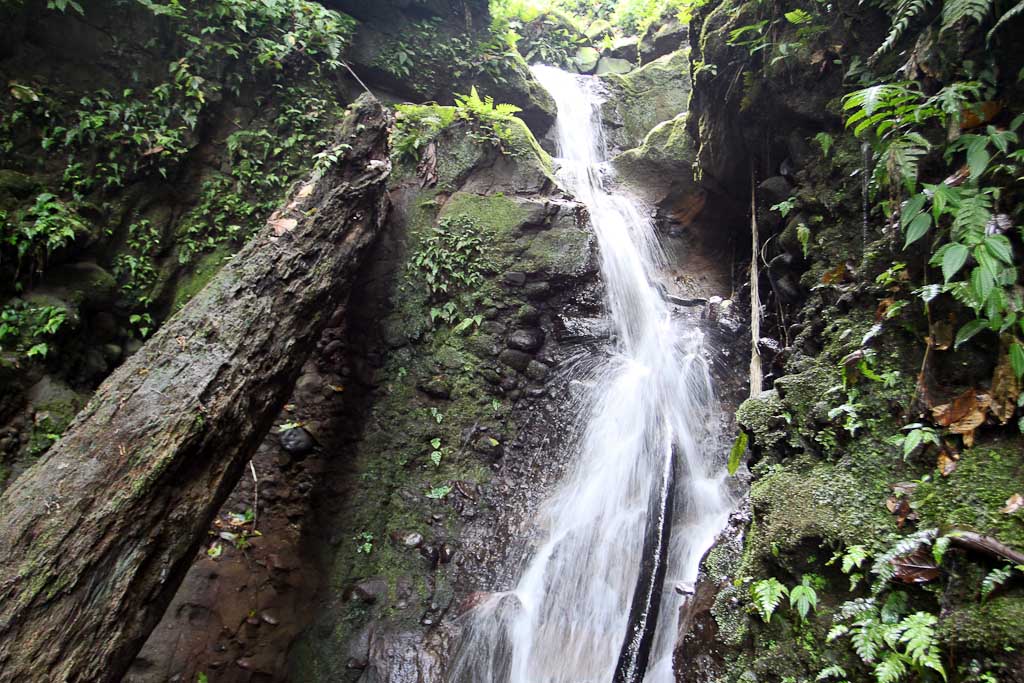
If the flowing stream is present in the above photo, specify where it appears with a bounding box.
[448,67,732,683]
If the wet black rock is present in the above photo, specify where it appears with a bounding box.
[525,360,550,382]
[508,328,544,352]
[417,377,451,400]
[349,577,387,604]
[279,427,315,455]
[758,175,794,207]
[503,271,527,287]
[498,349,533,373]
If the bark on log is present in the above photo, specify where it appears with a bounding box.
[0,94,391,683]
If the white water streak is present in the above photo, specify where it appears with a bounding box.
[448,66,731,683]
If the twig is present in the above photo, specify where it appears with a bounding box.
[249,460,259,535]
[341,60,373,97]
[749,167,763,397]
[948,530,1024,566]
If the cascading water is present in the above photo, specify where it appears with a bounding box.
[447,66,732,683]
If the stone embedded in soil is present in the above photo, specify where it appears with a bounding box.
[503,271,527,287]
[498,349,533,372]
[508,328,544,352]
[393,531,424,548]
[279,427,315,455]
[349,577,388,605]
[417,377,451,399]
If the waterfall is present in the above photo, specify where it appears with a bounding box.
[447,66,732,683]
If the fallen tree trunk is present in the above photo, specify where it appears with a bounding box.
[0,94,391,683]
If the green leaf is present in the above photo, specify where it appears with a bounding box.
[750,578,788,623]
[902,194,927,226]
[941,243,969,282]
[1010,342,1024,380]
[903,212,931,248]
[955,319,988,349]
[784,9,813,24]
[789,578,818,620]
[966,137,991,179]
[727,432,748,476]
[984,234,1014,265]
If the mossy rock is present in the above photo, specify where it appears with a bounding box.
[23,262,118,325]
[0,169,40,200]
[168,247,231,315]
[595,56,634,76]
[915,435,1024,550]
[941,595,1024,652]
[573,46,600,74]
[743,454,894,576]
[612,114,697,204]
[601,49,691,150]
[736,390,787,450]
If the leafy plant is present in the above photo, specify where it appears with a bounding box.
[750,577,789,623]
[453,87,525,155]
[426,483,452,499]
[354,531,374,554]
[789,575,820,620]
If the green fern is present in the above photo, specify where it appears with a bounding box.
[988,0,1024,40]
[941,0,992,30]
[750,577,788,623]
[981,565,1013,600]
[871,0,934,63]
[899,612,946,679]
[874,653,908,683]
[816,665,849,681]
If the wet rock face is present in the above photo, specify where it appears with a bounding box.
[599,49,692,153]
[270,110,605,682]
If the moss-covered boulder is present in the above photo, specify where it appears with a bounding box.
[600,49,691,151]
[612,114,697,204]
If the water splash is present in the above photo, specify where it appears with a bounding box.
[447,66,732,683]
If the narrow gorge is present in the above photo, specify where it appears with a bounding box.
[0,1,1022,683]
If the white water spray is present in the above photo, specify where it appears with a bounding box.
[448,66,732,683]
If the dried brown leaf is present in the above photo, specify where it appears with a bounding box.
[891,547,941,584]
[1002,493,1023,514]
[937,450,958,477]
[991,336,1021,424]
[931,389,991,446]
[930,319,954,351]
[821,263,849,285]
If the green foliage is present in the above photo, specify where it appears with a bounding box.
[873,0,1022,61]
[425,483,453,499]
[751,577,789,623]
[980,565,1022,600]
[0,301,66,358]
[771,196,797,218]
[354,531,374,554]
[454,87,526,156]
[789,575,820,620]
[410,214,487,307]
[843,75,1022,360]
[391,104,456,162]
[727,431,747,475]
[1,193,84,282]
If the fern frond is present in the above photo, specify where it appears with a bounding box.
[981,566,1013,600]
[817,665,848,681]
[941,0,992,31]
[899,612,945,680]
[875,653,908,683]
[852,616,883,662]
[871,0,934,63]
[751,578,789,623]
[988,0,1024,41]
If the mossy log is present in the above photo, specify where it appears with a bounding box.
[0,95,391,683]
